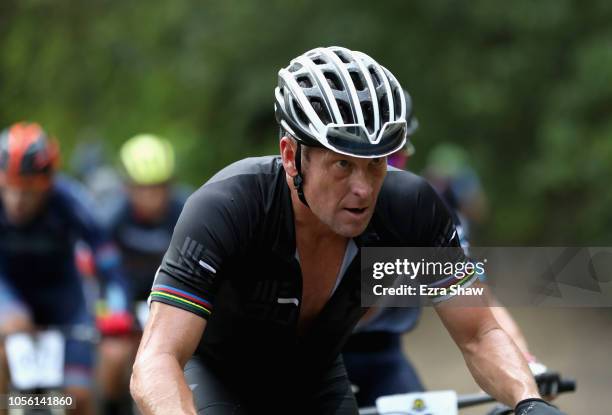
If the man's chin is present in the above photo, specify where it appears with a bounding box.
[333,221,369,238]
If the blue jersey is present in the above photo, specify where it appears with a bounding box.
[0,176,129,321]
[106,188,188,301]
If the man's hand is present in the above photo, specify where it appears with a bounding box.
[515,398,566,414]
[534,372,564,402]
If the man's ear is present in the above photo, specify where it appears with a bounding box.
[279,137,298,177]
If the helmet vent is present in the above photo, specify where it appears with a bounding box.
[297,76,313,88]
[323,71,343,91]
[309,97,332,124]
[368,67,381,87]
[292,99,310,126]
[393,87,402,120]
[349,71,365,91]
[312,57,326,65]
[378,93,390,123]
[362,101,375,133]
[337,100,353,124]
[334,50,350,63]
[288,63,303,73]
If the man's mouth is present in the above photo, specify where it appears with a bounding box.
[344,207,368,216]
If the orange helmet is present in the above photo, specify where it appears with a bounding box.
[0,122,59,188]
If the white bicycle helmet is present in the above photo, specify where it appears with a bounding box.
[275,46,408,158]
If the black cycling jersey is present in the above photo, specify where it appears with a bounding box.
[149,155,473,393]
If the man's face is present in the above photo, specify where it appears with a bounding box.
[302,148,387,238]
[1,184,49,226]
[127,183,171,223]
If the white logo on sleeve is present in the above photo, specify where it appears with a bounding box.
[277,298,299,306]
[198,260,217,274]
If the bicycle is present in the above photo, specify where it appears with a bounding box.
[357,373,575,415]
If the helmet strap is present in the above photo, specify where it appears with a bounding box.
[293,143,309,208]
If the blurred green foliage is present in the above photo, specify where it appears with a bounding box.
[1,0,611,243]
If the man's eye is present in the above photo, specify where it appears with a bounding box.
[336,160,350,169]
[370,157,383,166]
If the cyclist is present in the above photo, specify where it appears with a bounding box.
[110,134,188,303]
[422,143,489,242]
[0,122,131,415]
[130,47,564,415]
[97,134,188,414]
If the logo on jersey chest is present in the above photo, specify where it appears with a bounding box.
[245,279,299,325]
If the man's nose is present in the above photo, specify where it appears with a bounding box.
[349,171,373,199]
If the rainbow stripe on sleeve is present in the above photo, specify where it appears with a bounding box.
[429,270,478,303]
[149,284,213,317]
[430,269,476,289]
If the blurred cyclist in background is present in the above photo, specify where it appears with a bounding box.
[70,138,124,225]
[422,143,489,243]
[98,134,188,414]
[109,134,188,304]
[0,122,131,415]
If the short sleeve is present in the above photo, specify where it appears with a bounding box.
[149,179,258,319]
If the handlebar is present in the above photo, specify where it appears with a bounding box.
[557,378,576,393]
[358,373,575,415]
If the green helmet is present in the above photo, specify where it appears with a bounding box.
[426,144,469,178]
[120,134,175,185]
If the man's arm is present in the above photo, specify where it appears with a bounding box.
[489,303,530,357]
[435,284,540,408]
[131,302,206,415]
